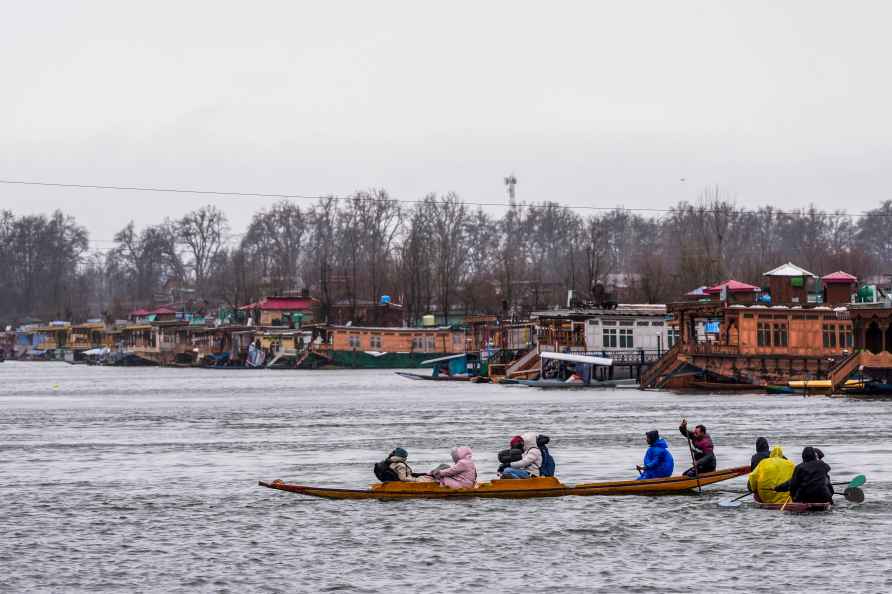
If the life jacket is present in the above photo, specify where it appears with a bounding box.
[373,460,399,482]
[537,435,556,477]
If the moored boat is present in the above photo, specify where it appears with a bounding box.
[258,466,750,500]
[754,501,832,513]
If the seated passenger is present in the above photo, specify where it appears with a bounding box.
[636,430,674,480]
[500,432,542,479]
[374,447,434,482]
[773,446,833,503]
[431,446,477,488]
[747,445,795,504]
[751,437,771,470]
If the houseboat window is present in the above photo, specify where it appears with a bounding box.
[620,321,634,326]
[772,323,788,347]
[757,323,770,347]
[619,328,634,348]
[743,313,754,318]
[587,319,599,326]
[452,334,463,346]
[602,321,617,326]
[651,321,664,326]
[822,324,837,348]
[603,328,618,348]
[841,326,854,348]
[370,335,382,350]
[636,321,649,326]
[348,335,361,348]
[667,328,679,347]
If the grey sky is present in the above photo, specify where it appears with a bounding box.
[3,1,892,247]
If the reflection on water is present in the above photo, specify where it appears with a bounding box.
[1,362,889,592]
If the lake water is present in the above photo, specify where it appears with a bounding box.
[1,361,889,593]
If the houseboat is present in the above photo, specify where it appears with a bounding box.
[641,263,863,389]
[319,325,468,368]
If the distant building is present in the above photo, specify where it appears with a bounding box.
[239,296,318,327]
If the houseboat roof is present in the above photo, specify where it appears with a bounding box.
[686,286,709,297]
[763,262,817,278]
[821,271,858,283]
[540,351,613,366]
[327,325,455,332]
[531,304,667,319]
[239,297,317,311]
[704,280,761,294]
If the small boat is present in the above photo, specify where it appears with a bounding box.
[689,381,759,391]
[395,353,481,381]
[765,385,797,395]
[755,501,832,513]
[258,466,750,500]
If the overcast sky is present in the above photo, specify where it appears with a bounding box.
[3,1,892,248]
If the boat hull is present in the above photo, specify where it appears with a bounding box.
[394,371,472,382]
[259,466,750,500]
[755,501,832,513]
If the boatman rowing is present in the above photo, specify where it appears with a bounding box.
[679,419,716,477]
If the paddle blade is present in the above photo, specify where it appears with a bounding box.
[848,475,866,488]
[844,486,865,503]
[718,498,744,508]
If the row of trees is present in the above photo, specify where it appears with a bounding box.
[2,188,891,324]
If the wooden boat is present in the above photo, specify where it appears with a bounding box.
[506,378,637,389]
[689,381,760,391]
[755,501,832,513]
[395,354,481,381]
[258,466,750,500]
[394,371,473,381]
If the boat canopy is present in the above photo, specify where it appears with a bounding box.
[421,353,467,366]
[540,351,613,366]
[83,347,110,356]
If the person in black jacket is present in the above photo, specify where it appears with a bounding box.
[773,446,833,503]
[751,437,770,470]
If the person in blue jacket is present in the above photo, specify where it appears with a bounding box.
[636,430,674,479]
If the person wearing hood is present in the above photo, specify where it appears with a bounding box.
[747,445,795,503]
[678,419,716,476]
[636,430,674,480]
[431,446,477,488]
[385,448,434,482]
[500,432,542,479]
[773,446,833,503]
[751,437,771,470]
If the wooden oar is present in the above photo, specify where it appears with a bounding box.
[844,486,865,503]
[718,491,751,508]
[780,496,792,511]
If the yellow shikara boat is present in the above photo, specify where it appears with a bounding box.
[259,466,750,500]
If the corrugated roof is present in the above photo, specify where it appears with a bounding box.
[763,262,817,277]
[821,270,857,283]
[704,280,761,294]
[239,297,316,311]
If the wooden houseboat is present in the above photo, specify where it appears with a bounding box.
[641,264,861,389]
[318,325,468,368]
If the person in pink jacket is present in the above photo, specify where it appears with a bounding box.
[431,446,477,488]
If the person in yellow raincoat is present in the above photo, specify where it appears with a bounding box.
[747,445,795,504]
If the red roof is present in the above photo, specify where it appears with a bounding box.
[821,271,857,283]
[239,297,316,311]
[130,308,150,316]
[150,307,176,315]
[704,280,761,294]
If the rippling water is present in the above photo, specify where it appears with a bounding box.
[1,361,889,593]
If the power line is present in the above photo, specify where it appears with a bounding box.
[1,177,890,219]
